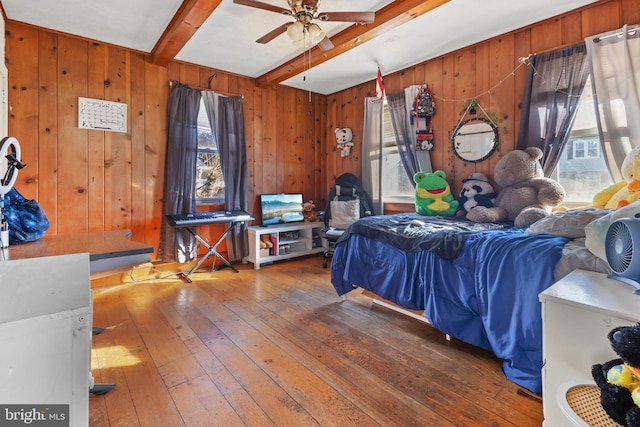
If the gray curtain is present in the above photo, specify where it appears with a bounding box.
[201,91,220,147]
[157,81,200,262]
[361,97,384,215]
[387,90,419,184]
[217,96,249,261]
[516,43,590,176]
[586,24,640,182]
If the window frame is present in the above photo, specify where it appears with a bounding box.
[551,75,613,206]
[194,97,225,205]
[381,102,415,203]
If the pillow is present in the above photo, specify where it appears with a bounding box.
[526,208,611,238]
[329,199,360,229]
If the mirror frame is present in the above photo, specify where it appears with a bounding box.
[451,118,499,163]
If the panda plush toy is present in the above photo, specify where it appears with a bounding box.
[457,172,497,217]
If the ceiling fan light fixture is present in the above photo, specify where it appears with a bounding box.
[287,21,305,42]
[307,23,325,45]
[293,36,307,48]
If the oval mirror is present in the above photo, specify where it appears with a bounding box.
[452,118,499,162]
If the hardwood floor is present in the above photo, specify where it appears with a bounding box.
[89,256,543,426]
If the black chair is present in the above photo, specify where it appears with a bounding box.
[322,173,373,268]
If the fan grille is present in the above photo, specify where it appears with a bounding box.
[605,220,635,274]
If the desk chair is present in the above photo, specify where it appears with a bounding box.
[322,173,373,268]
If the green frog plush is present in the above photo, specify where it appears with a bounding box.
[414,170,458,216]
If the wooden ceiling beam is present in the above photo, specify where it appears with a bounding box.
[254,0,451,88]
[150,0,223,67]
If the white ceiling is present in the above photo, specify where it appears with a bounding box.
[2,0,601,95]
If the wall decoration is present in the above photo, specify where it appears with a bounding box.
[450,99,502,162]
[412,85,435,151]
[78,97,127,133]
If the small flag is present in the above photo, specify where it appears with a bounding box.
[376,67,385,101]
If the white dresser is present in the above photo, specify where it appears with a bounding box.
[539,269,640,426]
[0,252,91,427]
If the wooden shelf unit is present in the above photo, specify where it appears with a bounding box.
[244,221,327,269]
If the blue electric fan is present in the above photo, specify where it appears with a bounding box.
[605,217,640,295]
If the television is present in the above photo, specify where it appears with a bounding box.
[260,193,304,225]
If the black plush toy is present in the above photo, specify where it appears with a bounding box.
[592,324,640,426]
[456,172,497,217]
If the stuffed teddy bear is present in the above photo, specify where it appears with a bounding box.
[592,324,640,427]
[593,147,640,209]
[414,170,458,216]
[335,128,354,158]
[466,147,565,228]
[456,172,497,217]
[302,200,319,222]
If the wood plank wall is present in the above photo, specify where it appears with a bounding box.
[324,0,640,203]
[5,24,326,256]
[5,0,639,257]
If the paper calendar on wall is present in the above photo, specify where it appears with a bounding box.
[78,97,127,133]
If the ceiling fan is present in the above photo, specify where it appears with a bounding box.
[233,0,375,51]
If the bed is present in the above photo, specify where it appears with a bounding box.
[329,211,611,395]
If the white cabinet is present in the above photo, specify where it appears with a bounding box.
[539,269,640,427]
[0,252,91,427]
[244,221,327,269]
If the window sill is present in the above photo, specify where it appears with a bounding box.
[383,201,414,215]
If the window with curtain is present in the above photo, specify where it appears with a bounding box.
[586,24,640,180]
[159,82,248,263]
[550,76,613,204]
[516,42,618,206]
[195,97,225,203]
[381,102,414,201]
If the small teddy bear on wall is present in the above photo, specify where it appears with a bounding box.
[335,128,354,158]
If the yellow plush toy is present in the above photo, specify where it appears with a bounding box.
[593,147,640,209]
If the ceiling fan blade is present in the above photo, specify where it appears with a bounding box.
[233,0,291,15]
[317,36,334,51]
[317,11,375,24]
[256,23,290,44]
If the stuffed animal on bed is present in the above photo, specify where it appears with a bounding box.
[593,147,640,209]
[592,324,640,427]
[414,170,458,216]
[456,172,497,217]
[466,147,565,228]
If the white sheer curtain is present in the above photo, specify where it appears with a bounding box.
[361,97,384,215]
[586,24,640,181]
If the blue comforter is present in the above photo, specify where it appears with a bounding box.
[330,224,568,394]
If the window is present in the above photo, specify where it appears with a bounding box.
[572,139,599,159]
[381,102,414,201]
[551,77,613,204]
[195,97,225,203]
